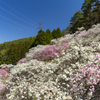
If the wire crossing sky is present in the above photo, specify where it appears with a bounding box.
[0,0,84,44]
[0,0,38,25]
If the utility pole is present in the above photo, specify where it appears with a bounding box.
[37,22,44,30]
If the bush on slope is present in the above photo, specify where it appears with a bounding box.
[1,23,100,99]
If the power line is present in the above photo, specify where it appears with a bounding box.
[0,15,36,31]
[0,7,37,27]
[0,0,38,25]
[0,20,35,33]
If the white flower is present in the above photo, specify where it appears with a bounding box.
[73,46,80,51]
[24,91,26,94]
[36,93,40,97]
[21,95,24,98]
[63,95,72,99]
[28,92,32,96]
[67,84,70,87]
[63,74,66,78]
[88,91,93,97]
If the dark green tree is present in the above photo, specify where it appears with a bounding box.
[69,10,84,33]
[46,29,51,34]
[52,28,63,39]
[81,0,96,18]
[62,29,66,36]
[70,10,83,25]
[30,29,45,47]
[44,32,54,44]
[52,29,56,38]
[66,24,72,31]
[0,52,3,64]
[80,0,100,30]
[38,29,45,35]
[66,0,100,34]
[32,29,54,46]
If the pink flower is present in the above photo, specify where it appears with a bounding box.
[89,71,93,76]
[17,58,25,64]
[97,69,100,73]
[87,76,90,80]
[2,73,11,81]
[82,69,86,77]
[0,70,8,75]
[96,53,100,58]
[90,85,95,92]
[26,52,28,55]
[80,90,83,94]
[70,81,73,85]
[75,82,79,85]
[78,75,82,79]
[75,35,78,37]
[56,38,60,41]
[74,74,78,77]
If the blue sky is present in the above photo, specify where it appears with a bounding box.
[0,0,84,44]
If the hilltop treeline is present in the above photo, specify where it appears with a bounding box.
[0,28,63,65]
[64,0,100,35]
[29,28,63,48]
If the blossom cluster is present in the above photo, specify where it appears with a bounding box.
[70,61,100,99]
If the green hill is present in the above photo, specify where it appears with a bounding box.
[0,36,36,65]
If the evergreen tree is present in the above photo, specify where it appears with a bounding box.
[62,29,66,36]
[0,52,3,64]
[56,27,63,37]
[69,10,84,33]
[52,28,63,39]
[66,0,98,34]
[52,29,56,38]
[33,29,53,46]
[38,29,45,35]
[81,0,96,18]
[46,29,51,34]
[79,0,100,30]
[44,32,54,44]
[70,10,83,25]
[30,29,45,47]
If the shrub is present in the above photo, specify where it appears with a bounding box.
[17,58,26,65]
[70,61,100,99]
[33,42,69,61]
[34,45,62,61]
[75,32,88,38]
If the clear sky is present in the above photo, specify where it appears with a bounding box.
[0,0,84,44]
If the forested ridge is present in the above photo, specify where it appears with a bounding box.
[0,36,36,65]
[0,0,100,65]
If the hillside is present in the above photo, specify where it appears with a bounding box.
[0,23,100,99]
[0,36,36,65]
[1,1,100,100]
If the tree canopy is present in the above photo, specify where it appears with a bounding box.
[52,28,63,39]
